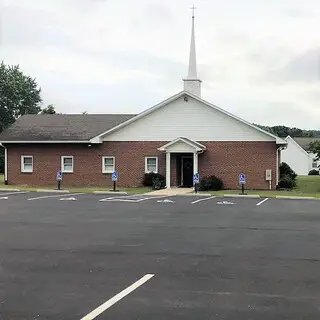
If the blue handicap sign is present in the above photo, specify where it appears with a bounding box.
[239,173,246,184]
[112,170,118,181]
[193,172,200,184]
[56,170,63,181]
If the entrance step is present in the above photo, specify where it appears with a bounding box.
[144,187,193,196]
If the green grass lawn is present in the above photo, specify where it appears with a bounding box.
[0,174,151,194]
[205,175,320,198]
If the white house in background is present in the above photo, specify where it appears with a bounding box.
[281,136,320,175]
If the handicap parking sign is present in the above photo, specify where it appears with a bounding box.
[56,170,63,181]
[193,172,200,184]
[239,173,246,184]
[112,171,118,181]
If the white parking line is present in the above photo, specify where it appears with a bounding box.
[80,273,154,320]
[99,194,141,202]
[136,195,169,202]
[256,198,269,206]
[27,193,84,201]
[99,195,169,203]
[100,198,139,202]
[0,191,28,196]
[191,196,216,204]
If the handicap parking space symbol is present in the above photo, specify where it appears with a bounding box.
[112,171,118,181]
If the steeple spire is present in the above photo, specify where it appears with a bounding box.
[188,5,197,78]
[183,5,202,97]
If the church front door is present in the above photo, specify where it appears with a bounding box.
[181,156,194,187]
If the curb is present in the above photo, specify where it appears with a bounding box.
[276,196,316,200]
[185,193,212,196]
[36,189,70,193]
[93,191,128,195]
[223,194,260,198]
[0,188,20,192]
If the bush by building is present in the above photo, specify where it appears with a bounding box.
[278,162,297,190]
[198,175,224,191]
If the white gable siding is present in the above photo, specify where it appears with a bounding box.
[103,96,275,142]
[165,141,197,153]
[281,138,314,175]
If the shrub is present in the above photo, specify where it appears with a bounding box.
[142,172,155,187]
[277,162,297,190]
[308,169,319,175]
[278,174,296,189]
[142,172,165,190]
[279,162,297,180]
[198,175,223,191]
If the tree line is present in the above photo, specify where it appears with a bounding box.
[1,61,320,174]
[254,124,320,138]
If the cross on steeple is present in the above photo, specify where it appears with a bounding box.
[190,5,196,18]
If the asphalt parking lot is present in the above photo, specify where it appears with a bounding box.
[0,191,320,319]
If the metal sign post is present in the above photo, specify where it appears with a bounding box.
[56,170,63,190]
[239,173,246,195]
[111,171,119,192]
[193,173,200,193]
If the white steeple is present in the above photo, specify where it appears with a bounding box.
[183,5,202,97]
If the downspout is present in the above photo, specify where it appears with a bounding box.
[0,143,7,185]
[276,145,287,186]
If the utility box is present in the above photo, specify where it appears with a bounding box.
[265,169,272,181]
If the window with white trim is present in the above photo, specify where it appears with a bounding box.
[21,155,33,173]
[145,157,158,173]
[61,156,74,173]
[102,156,115,173]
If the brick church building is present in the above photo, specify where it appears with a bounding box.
[0,14,287,190]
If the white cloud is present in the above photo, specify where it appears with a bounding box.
[1,0,320,128]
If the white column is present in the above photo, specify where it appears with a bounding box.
[166,152,171,188]
[193,152,198,175]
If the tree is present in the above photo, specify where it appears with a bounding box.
[309,140,320,160]
[41,104,56,114]
[0,61,42,132]
[0,61,42,174]
[254,123,320,138]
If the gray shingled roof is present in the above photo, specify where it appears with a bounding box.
[293,137,320,151]
[0,114,137,141]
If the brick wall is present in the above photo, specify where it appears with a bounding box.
[199,141,277,189]
[6,141,277,189]
[6,142,167,188]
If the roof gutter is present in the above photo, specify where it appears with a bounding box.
[0,140,101,144]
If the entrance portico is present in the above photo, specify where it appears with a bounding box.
[158,137,206,188]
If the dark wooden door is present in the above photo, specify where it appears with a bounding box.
[182,157,193,187]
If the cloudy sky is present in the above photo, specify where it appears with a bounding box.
[1,0,320,129]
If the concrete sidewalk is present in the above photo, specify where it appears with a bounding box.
[144,187,193,196]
